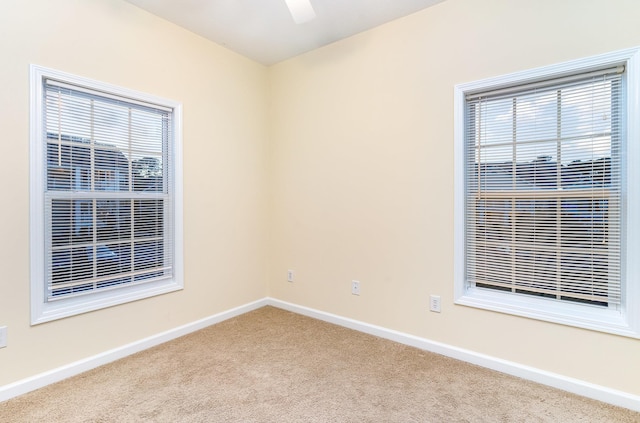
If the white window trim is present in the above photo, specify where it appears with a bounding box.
[453,47,640,338]
[29,65,184,325]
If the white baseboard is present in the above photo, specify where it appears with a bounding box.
[0,298,268,403]
[3,296,639,413]
[266,297,640,413]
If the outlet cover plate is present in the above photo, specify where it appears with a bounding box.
[430,295,441,313]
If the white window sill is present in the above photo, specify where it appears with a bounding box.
[32,278,182,325]
[455,287,638,338]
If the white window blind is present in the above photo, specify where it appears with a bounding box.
[464,67,623,306]
[43,79,174,301]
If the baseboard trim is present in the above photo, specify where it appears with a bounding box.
[3,297,639,412]
[0,298,268,403]
[266,297,640,412]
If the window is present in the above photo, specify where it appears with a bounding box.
[454,48,640,337]
[30,65,183,324]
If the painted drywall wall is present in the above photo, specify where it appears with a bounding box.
[0,0,269,385]
[268,0,640,395]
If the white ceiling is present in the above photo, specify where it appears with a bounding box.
[124,0,445,66]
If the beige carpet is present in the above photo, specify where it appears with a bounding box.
[1,306,638,422]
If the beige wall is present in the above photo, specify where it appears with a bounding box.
[268,0,640,395]
[0,0,269,385]
[2,0,640,400]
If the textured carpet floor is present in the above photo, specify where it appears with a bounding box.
[1,306,638,422]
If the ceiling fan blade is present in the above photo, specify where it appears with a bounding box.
[284,0,316,24]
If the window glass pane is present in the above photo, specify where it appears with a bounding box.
[475,199,511,244]
[94,148,130,191]
[561,199,608,247]
[514,199,557,245]
[561,81,613,139]
[514,143,557,189]
[94,243,127,277]
[51,199,94,246]
[515,91,557,143]
[93,101,131,153]
[131,108,165,154]
[51,248,93,285]
[96,199,131,242]
[514,249,557,294]
[132,156,163,192]
[476,98,513,146]
[47,142,92,191]
[134,240,164,272]
[45,89,92,140]
[134,199,164,238]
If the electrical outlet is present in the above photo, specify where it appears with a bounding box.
[351,280,360,296]
[429,295,441,313]
[0,326,7,348]
[287,270,294,282]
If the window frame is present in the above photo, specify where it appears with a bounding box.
[30,65,184,325]
[453,48,640,338]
